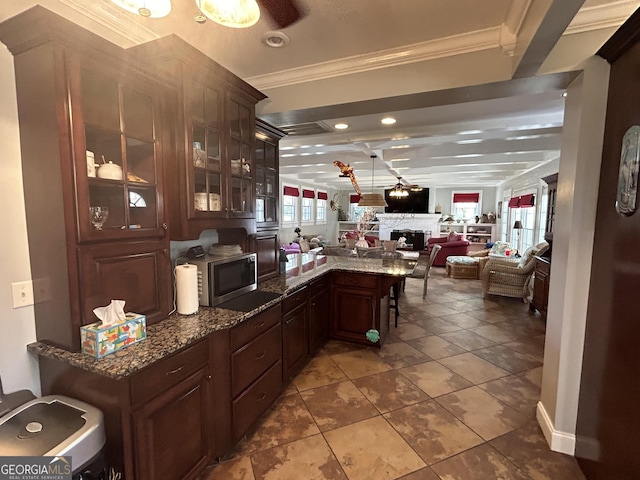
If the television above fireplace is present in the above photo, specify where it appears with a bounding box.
[384,188,429,213]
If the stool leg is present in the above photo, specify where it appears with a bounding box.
[391,283,400,327]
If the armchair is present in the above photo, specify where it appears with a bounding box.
[481,242,549,302]
[426,233,470,267]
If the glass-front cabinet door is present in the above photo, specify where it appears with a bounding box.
[255,131,279,225]
[255,119,284,228]
[190,80,223,217]
[228,93,254,217]
[77,66,164,241]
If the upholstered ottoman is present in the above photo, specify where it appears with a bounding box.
[446,256,479,279]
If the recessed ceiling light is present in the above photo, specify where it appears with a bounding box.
[456,139,483,144]
[381,117,396,125]
[390,145,410,149]
[458,129,483,135]
[262,31,290,48]
[334,123,349,130]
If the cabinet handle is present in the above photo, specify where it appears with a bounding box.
[178,385,200,402]
[257,392,266,402]
[165,365,185,376]
[285,317,295,325]
[255,352,265,360]
[162,222,168,230]
[254,321,266,329]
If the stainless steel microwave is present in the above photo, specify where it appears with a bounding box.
[190,253,257,307]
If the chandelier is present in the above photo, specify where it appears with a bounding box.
[388,182,409,198]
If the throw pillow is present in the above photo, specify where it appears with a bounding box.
[489,241,512,257]
[299,239,310,253]
[447,232,460,242]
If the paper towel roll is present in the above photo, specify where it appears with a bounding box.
[176,264,199,315]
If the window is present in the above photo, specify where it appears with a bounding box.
[316,191,327,223]
[508,193,537,253]
[282,185,299,224]
[301,197,314,223]
[451,192,481,221]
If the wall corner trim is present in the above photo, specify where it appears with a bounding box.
[537,401,576,455]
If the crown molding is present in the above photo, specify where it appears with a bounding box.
[248,27,502,90]
[56,0,160,45]
[565,0,639,35]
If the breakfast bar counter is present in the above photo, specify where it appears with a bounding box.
[27,253,417,380]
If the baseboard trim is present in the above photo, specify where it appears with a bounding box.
[536,401,576,455]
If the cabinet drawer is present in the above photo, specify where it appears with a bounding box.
[232,360,282,443]
[231,305,281,351]
[283,287,307,313]
[131,340,209,406]
[231,323,281,397]
[308,276,328,295]
[333,272,378,289]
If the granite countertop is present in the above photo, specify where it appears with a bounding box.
[27,253,417,380]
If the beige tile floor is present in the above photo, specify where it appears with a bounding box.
[201,268,586,480]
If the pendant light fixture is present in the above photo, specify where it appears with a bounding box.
[198,0,261,28]
[110,0,172,18]
[357,154,388,208]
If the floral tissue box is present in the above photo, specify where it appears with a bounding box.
[81,313,146,358]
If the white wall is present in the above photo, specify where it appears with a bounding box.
[0,46,40,395]
[537,56,610,455]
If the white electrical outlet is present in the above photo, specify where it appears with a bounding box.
[11,280,34,309]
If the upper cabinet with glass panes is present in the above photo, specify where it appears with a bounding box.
[255,119,285,228]
[73,59,167,242]
[129,36,267,240]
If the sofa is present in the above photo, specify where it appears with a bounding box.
[426,232,470,267]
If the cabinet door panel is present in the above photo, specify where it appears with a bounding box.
[78,240,171,326]
[331,287,376,342]
[283,304,307,380]
[256,230,279,280]
[309,288,329,354]
[134,369,211,480]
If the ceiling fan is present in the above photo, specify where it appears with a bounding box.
[385,176,422,198]
[112,0,305,29]
[256,0,305,28]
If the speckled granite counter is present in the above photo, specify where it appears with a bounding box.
[27,253,416,380]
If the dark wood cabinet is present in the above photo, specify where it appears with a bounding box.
[530,256,551,318]
[308,277,329,354]
[77,240,172,329]
[255,230,280,281]
[254,119,286,280]
[37,339,213,480]
[531,173,557,317]
[330,272,390,346]
[0,7,171,351]
[282,288,309,381]
[129,36,266,240]
[228,305,282,443]
[133,368,212,480]
[542,173,558,245]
